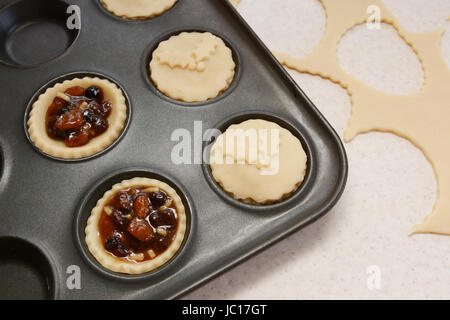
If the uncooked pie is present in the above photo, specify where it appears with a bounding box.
[85,177,187,274]
[209,119,308,204]
[27,77,127,159]
[149,31,236,102]
[100,0,178,19]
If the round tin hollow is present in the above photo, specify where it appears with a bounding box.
[202,111,314,213]
[74,167,195,282]
[142,27,241,107]
[0,0,80,68]
[0,237,58,300]
[96,0,182,22]
[23,71,132,162]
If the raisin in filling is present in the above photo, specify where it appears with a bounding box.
[99,187,179,262]
[45,85,112,147]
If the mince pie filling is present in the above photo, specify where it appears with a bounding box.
[45,85,112,147]
[100,187,179,263]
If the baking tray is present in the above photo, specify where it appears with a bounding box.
[0,0,348,299]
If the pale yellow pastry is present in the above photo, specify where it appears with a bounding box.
[27,77,127,159]
[230,0,240,7]
[269,0,450,235]
[209,119,307,204]
[85,177,187,274]
[149,32,236,102]
[100,0,177,19]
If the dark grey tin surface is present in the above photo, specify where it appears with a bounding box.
[0,0,348,299]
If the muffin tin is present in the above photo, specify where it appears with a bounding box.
[0,0,348,299]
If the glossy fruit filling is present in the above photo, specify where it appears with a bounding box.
[99,186,179,262]
[45,85,112,147]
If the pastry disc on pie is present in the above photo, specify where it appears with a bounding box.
[150,31,236,102]
[85,177,187,274]
[100,0,178,19]
[27,77,127,159]
[209,119,308,204]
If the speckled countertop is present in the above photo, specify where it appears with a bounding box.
[184,0,450,299]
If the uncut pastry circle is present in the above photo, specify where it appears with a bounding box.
[150,31,236,102]
[209,119,308,204]
[100,0,178,19]
[27,77,127,159]
[85,177,187,274]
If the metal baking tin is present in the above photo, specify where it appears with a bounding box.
[0,0,347,299]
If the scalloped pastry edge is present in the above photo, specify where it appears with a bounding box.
[100,0,178,19]
[150,32,236,102]
[210,120,307,204]
[85,177,187,275]
[27,77,127,159]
